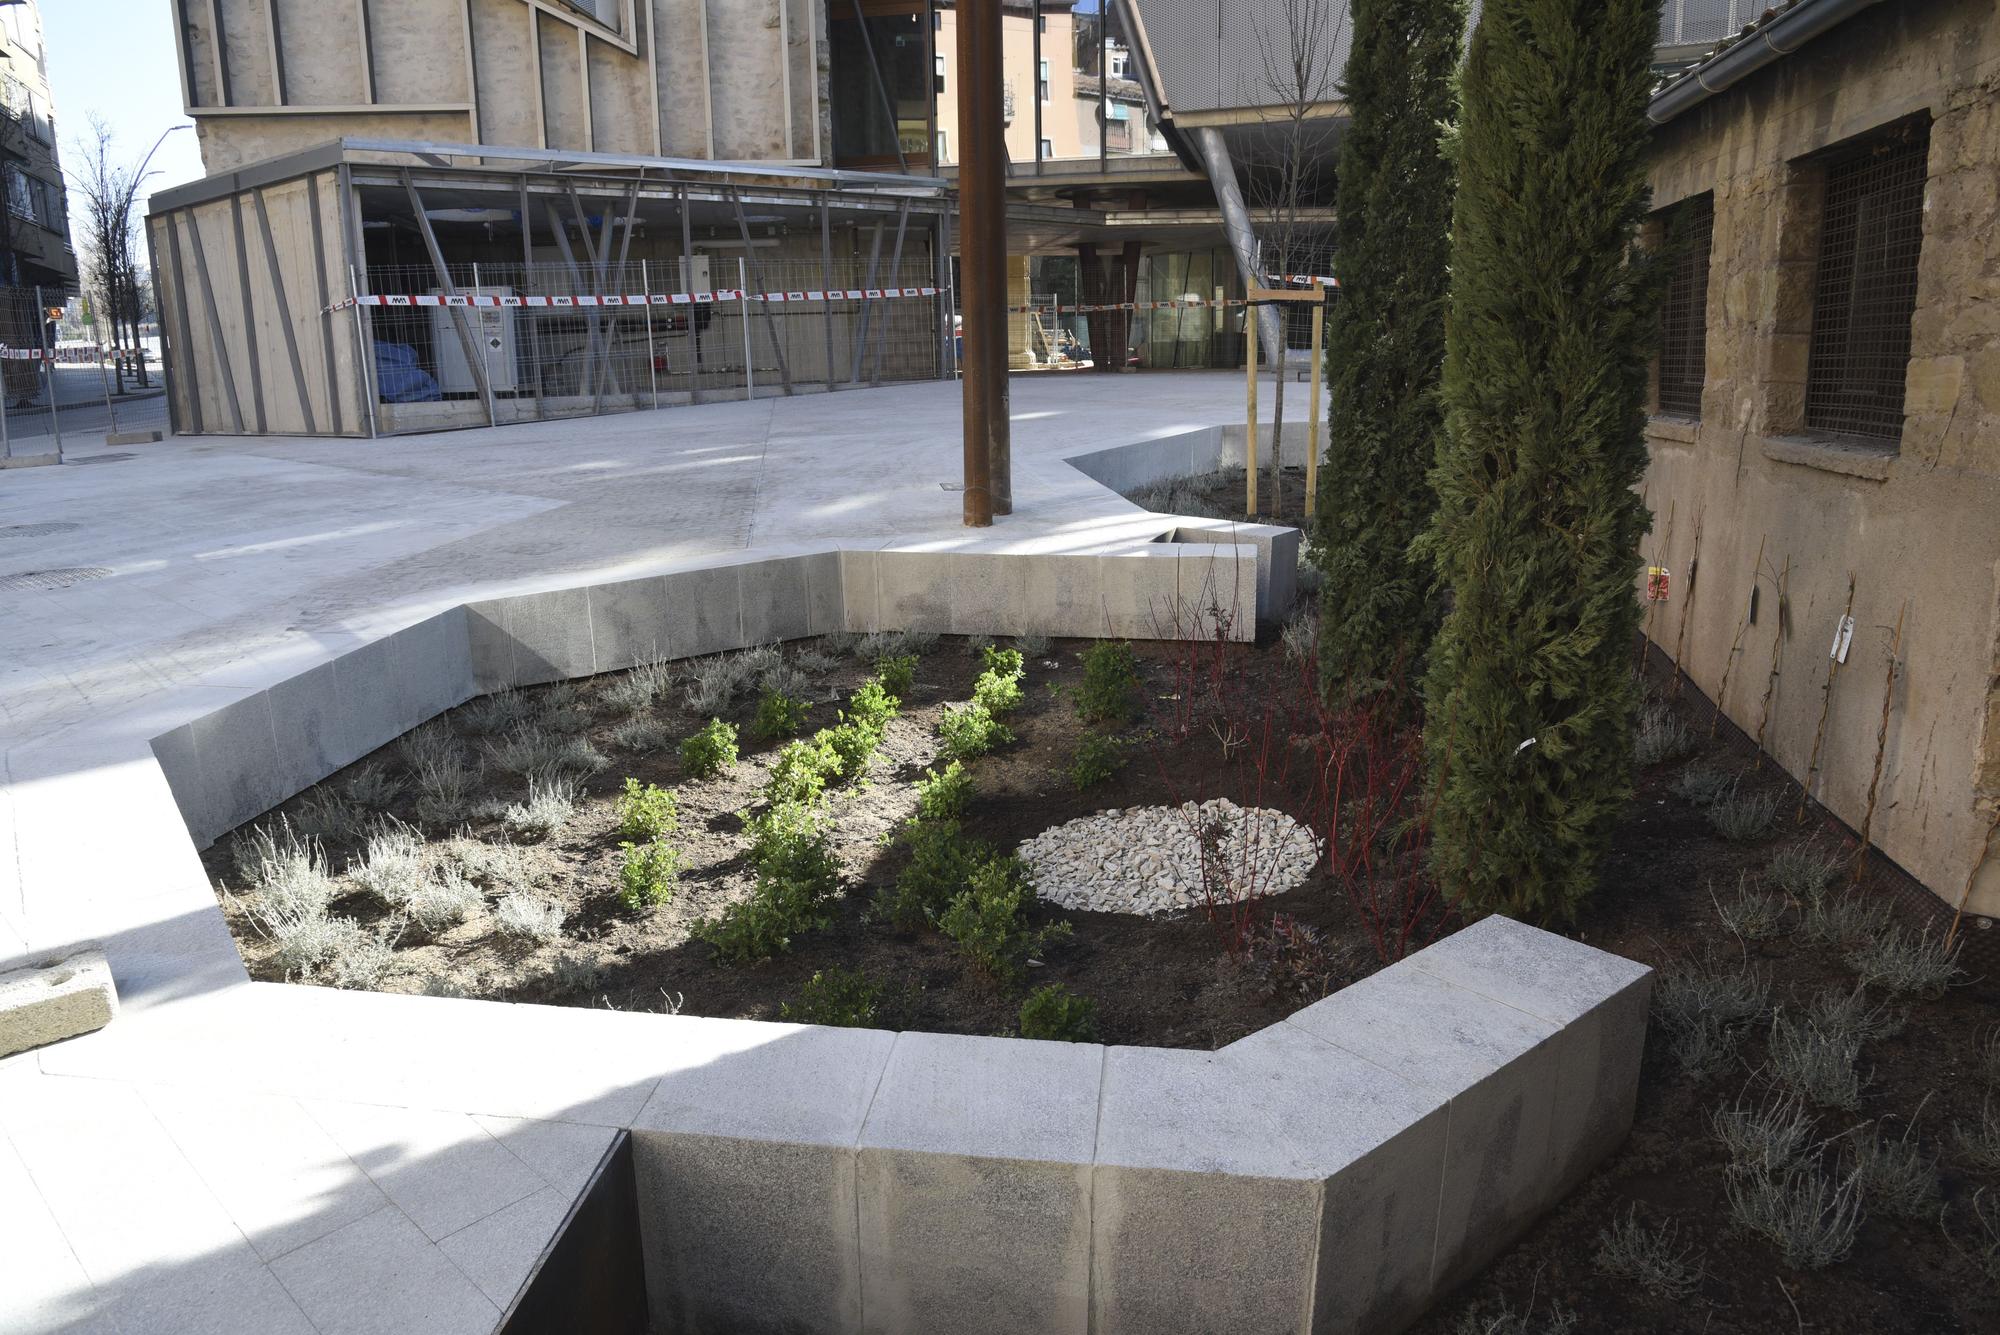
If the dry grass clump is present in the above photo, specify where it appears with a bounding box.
[1592,1205,1703,1299]
[1768,1006,1866,1111]
[1706,783,1779,842]
[1634,702,1697,767]
[500,772,581,842]
[1711,873,1787,940]
[486,726,605,779]
[1767,841,1841,904]
[495,889,565,944]
[1712,1087,1817,1175]
[1652,951,1769,1077]
[414,756,485,826]
[1844,1109,1939,1220]
[349,818,426,907]
[1844,923,1961,997]
[458,689,537,736]
[406,869,482,934]
[1723,1154,1865,1270]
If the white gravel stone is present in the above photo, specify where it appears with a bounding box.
[1017,799,1320,916]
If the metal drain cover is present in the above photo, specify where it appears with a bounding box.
[0,521,81,538]
[0,566,111,592]
[70,453,134,465]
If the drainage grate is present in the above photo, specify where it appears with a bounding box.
[0,566,112,592]
[69,453,134,465]
[0,521,81,539]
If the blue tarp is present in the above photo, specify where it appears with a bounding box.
[374,343,441,402]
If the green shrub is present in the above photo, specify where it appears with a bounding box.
[745,800,841,894]
[881,818,987,930]
[753,690,812,740]
[874,653,918,698]
[618,837,681,911]
[1019,984,1097,1042]
[1418,0,1659,919]
[972,663,1024,715]
[938,857,1071,984]
[1077,641,1142,723]
[846,678,901,731]
[781,967,883,1028]
[694,873,832,963]
[680,718,739,778]
[616,778,679,841]
[937,701,1013,761]
[914,761,972,822]
[767,735,843,806]
[1070,734,1127,791]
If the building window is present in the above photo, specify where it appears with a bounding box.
[1039,60,1050,102]
[1804,118,1930,442]
[1655,193,1713,418]
[936,130,948,163]
[1040,138,1053,160]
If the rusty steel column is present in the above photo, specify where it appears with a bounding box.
[958,0,1008,523]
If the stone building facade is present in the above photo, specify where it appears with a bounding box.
[1642,0,2000,916]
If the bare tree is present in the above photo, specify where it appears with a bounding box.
[1246,0,1344,519]
[70,115,152,392]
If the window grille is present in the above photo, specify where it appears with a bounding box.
[1656,193,1713,418]
[1804,120,1930,442]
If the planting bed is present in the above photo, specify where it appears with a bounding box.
[201,618,2000,1332]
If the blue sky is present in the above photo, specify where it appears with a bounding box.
[44,0,204,224]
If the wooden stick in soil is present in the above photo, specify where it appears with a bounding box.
[1799,572,1857,821]
[1711,533,1767,737]
[1642,498,1676,678]
[1753,554,1790,769]
[1851,598,1907,883]
[1947,805,2000,949]
[1669,508,1704,698]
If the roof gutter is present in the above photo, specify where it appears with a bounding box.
[1649,0,1885,125]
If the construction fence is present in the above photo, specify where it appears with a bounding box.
[0,283,163,464]
[350,254,948,434]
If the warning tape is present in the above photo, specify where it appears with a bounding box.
[325,286,941,315]
[0,345,107,363]
[326,275,1336,318]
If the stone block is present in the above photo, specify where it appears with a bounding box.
[630,1021,896,1335]
[587,576,675,673]
[1097,550,1181,640]
[1408,915,1653,1195]
[187,689,283,840]
[1,946,118,1058]
[1020,553,1105,639]
[1176,542,1260,638]
[664,562,743,659]
[392,609,475,736]
[855,1033,1101,1335]
[839,550,880,632]
[802,550,845,636]
[503,587,596,687]
[149,723,204,837]
[1283,962,1562,1293]
[946,553,1031,638]
[874,552,954,633]
[464,600,515,692]
[264,661,348,802]
[741,556,812,646]
[1092,1027,1446,1335]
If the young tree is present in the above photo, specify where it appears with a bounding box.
[71,117,150,392]
[1421,0,1661,919]
[1246,0,1343,519]
[1314,0,1464,697]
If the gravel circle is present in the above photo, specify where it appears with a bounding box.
[1018,799,1320,916]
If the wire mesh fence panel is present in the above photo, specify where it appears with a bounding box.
[0,283,106,461]
[355,255,946,433]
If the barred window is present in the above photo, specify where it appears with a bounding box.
[1804,119,1930,443]
[1656,193,1714,418]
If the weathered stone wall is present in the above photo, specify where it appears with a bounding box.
[1643,0,2000,915]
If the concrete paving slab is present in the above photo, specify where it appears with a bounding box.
[301,1099,547,1244]
[269,1205,499,1335]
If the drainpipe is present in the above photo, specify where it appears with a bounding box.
[1191,126,1282,358]
[1649,0,1884,124]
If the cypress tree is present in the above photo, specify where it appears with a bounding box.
[1421,0,1661,919]
[1315,0,1466,697]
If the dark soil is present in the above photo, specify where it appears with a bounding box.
[203,623,2000,1332]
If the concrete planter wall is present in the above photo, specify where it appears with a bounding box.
[626,915,1651,1335]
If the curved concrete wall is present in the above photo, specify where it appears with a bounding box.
[626,915,1650,1335]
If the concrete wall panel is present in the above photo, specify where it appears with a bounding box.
[536,11,591,150]
[213,0,279,106]
[704,1,792,160]
[274,0,371,106]
[651,0,713,157]
[469,0,544,149]
[365,0,472,105]
[587,30,656,155]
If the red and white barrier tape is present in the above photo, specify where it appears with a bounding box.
[0,345,107,363]
[326,286,941,315]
